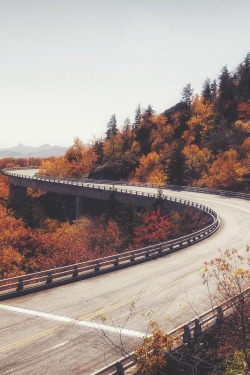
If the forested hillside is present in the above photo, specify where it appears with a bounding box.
[0,157,209,279]
[39,53,250,192]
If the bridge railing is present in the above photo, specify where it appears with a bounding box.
[0,214,219,295]
[2,167,249,200]
[92,286,250,375]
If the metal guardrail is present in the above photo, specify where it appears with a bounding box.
[0,168,220,299]
[92,287,250,375]
[0,204,219,298]
[2,167,250,200]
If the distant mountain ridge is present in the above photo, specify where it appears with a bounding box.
[0,143,68,158]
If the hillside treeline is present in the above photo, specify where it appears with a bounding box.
[39,53,250,192]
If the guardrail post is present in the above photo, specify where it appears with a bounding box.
[216,306,223,327]
[193,318,201,340]
[95,262,100,272]
[130,253,135,262]
[72,265,78,277]
[168,245,173,252]
[16,277,24,291]
[183,325,191,344]
[46,272,53,284]
[115,361,124,375]
[145,250,149,258]
[114,257,119,267]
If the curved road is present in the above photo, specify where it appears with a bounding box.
[0,170,249,375]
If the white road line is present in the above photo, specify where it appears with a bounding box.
[194,199,250,213]
[0,304,146,338]
[50,341,68,351]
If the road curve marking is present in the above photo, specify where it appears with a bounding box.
[0,305,146,356]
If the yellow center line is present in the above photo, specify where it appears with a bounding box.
[78,270,198,321]
[0,325,65,353]
[0,270,198,353]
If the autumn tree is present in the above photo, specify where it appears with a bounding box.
[0,175,9,206]
[182,144,213,184]
[0,206,25,278]
[184,95,215,148]
[132,208,171,248]
[72,216,125,257]
[198,149,246,190]
[135,322,177,374]
[131,151,167,184]
[202,248,250,373]
[65,137,95,177]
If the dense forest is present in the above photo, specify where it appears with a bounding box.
[38,53,250,192]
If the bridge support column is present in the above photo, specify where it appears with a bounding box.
[9,183,27,205]
[76,196,85,219]
[76,196,80,219]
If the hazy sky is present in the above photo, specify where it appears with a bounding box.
[0,0,249,148]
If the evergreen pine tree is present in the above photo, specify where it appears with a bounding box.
[106,114,118,139]
[238,52,250,101]
[217,66,237,122]
[93,139,104,164]
[211,79,217,101]
[145,104,155,117]
[123,117,131,133]
[181,83,194,117]
[202,78,212,102]
[133,104,141,130]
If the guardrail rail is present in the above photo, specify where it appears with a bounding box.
[92,287,250,375]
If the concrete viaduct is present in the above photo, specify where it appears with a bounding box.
[4,168,202,219]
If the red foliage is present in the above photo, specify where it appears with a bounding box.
[238,100,250,121]
[133,208,172,248]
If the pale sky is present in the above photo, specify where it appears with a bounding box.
[0,0,249,148]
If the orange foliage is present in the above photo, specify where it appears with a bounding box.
[185,95,215,147]
[131,151,167,184]
[39,156,67,177]
[0,175,9,206]
[240,136,250,158]
[39,138,96,178]
[198,149,246,189]
[29,216,124,270]
[0,206,26,278]
[183,144,213,184]
[135,321,177,374]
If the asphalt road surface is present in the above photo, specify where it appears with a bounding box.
[0,175,249,375]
